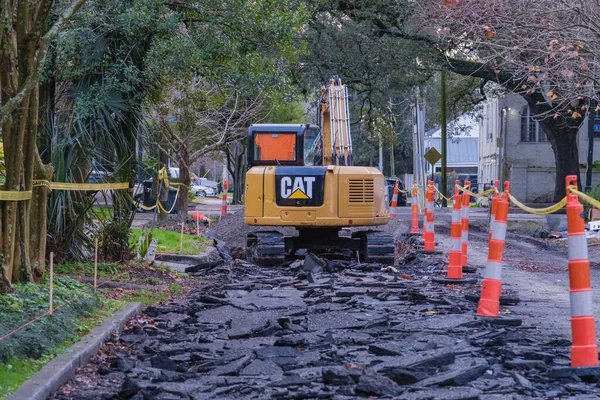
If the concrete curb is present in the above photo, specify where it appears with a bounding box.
[155,253,210,264]
[7,302,142,400]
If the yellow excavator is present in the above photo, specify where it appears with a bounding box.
[243,76,394,265]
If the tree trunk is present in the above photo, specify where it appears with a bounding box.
[528,100,582,202]
[446,58,585,203]
[177,144,191,222]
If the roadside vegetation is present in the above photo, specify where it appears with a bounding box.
[0,257,198,399]
[0,278,117,398]
[130,228,208,255]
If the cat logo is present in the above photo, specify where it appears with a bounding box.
[280,176,315,199]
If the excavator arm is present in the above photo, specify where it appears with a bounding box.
[320,76,353,166]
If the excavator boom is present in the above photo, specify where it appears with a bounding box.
[320,76,353,166]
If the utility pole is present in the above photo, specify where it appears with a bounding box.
[390,139,395,177]
[378,135,384,173]
[412,89,426,209]
[440,71,448,207]
[586,99,596,192]
[389,97,395,177]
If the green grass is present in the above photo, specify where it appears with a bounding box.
[119,288,171,304]
[142,277,161,285]
[53,262,123,279]
[130,228,208,255]
[0,298,121,399]
[0,355,53,398]
[169,283,182,294]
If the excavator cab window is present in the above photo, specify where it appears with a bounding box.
[253,132,297,162]
[303,127,322,166]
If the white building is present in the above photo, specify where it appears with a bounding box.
[479,93,600,203]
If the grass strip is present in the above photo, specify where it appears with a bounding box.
[130,228,207,255]
[0,294,121,399]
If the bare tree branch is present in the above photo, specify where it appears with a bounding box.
[0,0,88,124]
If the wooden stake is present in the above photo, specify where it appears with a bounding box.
[180,220,185,252]
[196,216,200,237]
[94,237,98,291]
[49,252,54,315]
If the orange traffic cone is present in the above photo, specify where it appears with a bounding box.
[488,180,500,243]
[433,181,476,285]
[410,182,419,234]
[390,180,399,217]
[461,180,471,268]
[477,182,510,317]
[565,175,598,368]
[448,181,464,279]
[423,181,435,252]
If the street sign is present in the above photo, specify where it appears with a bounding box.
[594,124,600,132]
[424,147,442,166]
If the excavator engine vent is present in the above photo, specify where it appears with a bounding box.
[348,179,374,203]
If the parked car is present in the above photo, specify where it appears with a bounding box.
[193,177,218,189]
[192,184,216,197]
[88,170,109,184]
[385,177,407,207]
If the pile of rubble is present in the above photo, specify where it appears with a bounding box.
[53,241,600,399]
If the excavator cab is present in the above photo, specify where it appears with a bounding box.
[243,77,394,266]
[247,124,322,168]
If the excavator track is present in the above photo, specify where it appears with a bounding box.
[246,231,286,266]
[354,231,396,265]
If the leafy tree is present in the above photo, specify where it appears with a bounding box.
[153,80,265,219]
[0,0,87,290]
[294,2,483,176]
[147,0,309,216]
[298,0,591,200]
[42,0,177,261]
[419,0,600,199]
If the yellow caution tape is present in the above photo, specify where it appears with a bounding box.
[0,190,32,201]
[456,186,495,198]
[32,180,51,188]
[157,186,180,214]
[2,181,129,201]
[49,182,130,191]
[570,188,600,210]
[508,193,567,215]
[158,167,169,188]
[4,167,185,208]
[433,185,452,202]
[124,191,158,211]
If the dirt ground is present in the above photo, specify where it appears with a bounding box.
[216,206,600,341]
[50,206,600,400]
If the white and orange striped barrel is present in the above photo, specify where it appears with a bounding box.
[390,181,399,217]
[411,182,419,234]
[477,181,509,317]
[447,181,463,279]
[565,175,598,367]
[221,176,228,217]
[424,181,435,251]
[488,180,500,243]
[461,180,471,267]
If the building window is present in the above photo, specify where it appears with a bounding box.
[520,106,547,142]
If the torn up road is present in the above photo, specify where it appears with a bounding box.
[51,222,600,399]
